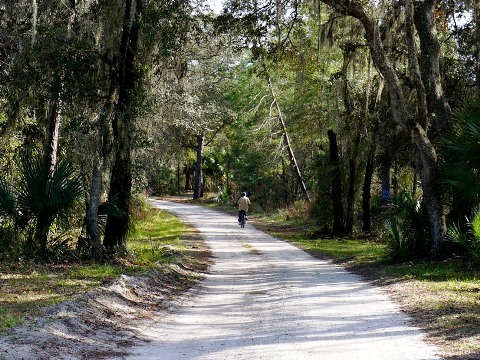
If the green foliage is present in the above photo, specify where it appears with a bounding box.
[0,179,17,220]
[9,25,98,109]
[0,206,200,333]
[0,223,18,258]
[441,96,480,221]
[384,215,408,263]
[19,152,83,253]
[141,0,192,58]
[0,150,84,258]
[383,190,431,263]
[446,208,480,264]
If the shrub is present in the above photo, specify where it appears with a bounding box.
[383,190,431,263]
[446,207,480,263]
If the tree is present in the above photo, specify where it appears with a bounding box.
[328,129,346,235]
[103,0,143,248]
[104,0,191,248]
[319,0,447,258]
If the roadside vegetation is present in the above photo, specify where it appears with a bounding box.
[0,204,208,333]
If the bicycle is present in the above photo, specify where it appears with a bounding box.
[239,210,247,228]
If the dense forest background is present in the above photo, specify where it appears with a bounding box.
[1,0,480,263]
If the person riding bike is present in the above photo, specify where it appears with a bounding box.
[237,192,251,224]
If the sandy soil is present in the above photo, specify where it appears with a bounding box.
[0,200,442,359]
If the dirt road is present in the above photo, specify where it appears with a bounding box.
[115,199,441,360]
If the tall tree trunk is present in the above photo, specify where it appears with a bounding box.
[345,157,356,234]
[266,76,310,202]
[319,0,446,258]
[406,0,446,258]
[32,0,37,44]
[413,0,451,134]
[104,0,142,248]
[346,133,361,234]
[328,129,345,235]
[193,132,204,199]
[177,163,181,194]
[184,165,192,191]
[85,95,114,253]
[475,0,480,90]
[393,158,399,201]
[43,95,62,175]
[68,0,78,36]
[362,144,375,232]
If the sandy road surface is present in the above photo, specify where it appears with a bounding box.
[115,199,441,360]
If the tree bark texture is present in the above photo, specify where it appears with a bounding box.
[413,0,451,134]
[281,158,290,207]
[407,0,446,258]
[346,133,360,234]
[362,145,375,232]
[104,0,142,248]
[85,95,114,252]
[184,165,192,191]
[476,0,480,89]
[193,132,205,199]
[43,96,62,175]
[319,0,446,258]
[328,129,346,235]
[32,0,37,44]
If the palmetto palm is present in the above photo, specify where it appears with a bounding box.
[0,180,17,220]
[0,151,83,256]
[441,96,480,221]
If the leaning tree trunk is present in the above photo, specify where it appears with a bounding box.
[267,76,310,202]
[104,0,142,249]
[193,132,204,200]
[328,129,346,236]
[320,0,446,258]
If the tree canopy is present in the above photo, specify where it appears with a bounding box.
[1,0,480,262]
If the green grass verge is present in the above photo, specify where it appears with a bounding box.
[0,209,194,333]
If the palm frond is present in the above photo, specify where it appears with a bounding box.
[0,179,17,219]
[98,194,127,219]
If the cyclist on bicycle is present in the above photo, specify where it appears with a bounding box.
[237,192,251,224]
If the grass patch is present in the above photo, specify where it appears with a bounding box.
[293,238,387,265]
[0,208,202,333]
[128,209,187,266]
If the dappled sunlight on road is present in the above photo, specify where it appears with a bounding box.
[118,199,441,360]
